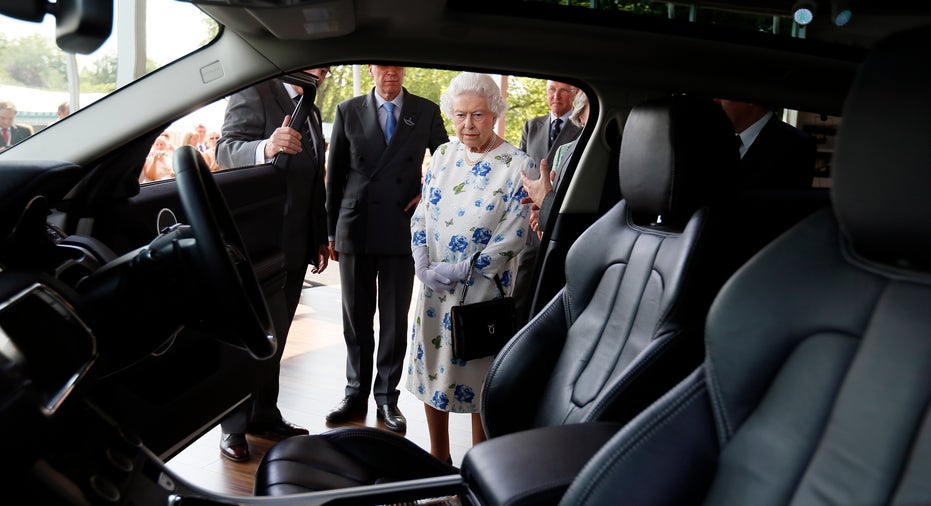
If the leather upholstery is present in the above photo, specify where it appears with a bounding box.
[619,96,735,225]
[831,28,931,271]
[254,95,743,499]
[255,426,457,495]
[482,94,739,437]
[560,26,931,506]
[460,423,624,506]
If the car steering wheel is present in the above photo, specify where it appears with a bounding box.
[173,146,277,359]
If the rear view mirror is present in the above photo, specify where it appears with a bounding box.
[0,0,113,54]
[55,0,113,54]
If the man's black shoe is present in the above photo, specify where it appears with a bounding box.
[220,432,250,462]
[376,404,407,433]
[249,419,309,440]
[326,396,367,423]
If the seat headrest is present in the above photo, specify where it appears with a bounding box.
[618,95,738,227]
[832,26,931,272]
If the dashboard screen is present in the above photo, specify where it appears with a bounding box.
[0,283,96,415]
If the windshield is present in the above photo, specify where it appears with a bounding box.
[0,0,217,152]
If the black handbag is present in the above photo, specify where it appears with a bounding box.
[450,253,516,361]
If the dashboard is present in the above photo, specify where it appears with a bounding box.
[0,279,97,417]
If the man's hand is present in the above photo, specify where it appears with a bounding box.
[520,159,553,207]
[311,244,329,274]
[328,240,338,262]
[263,115,304,159]
[529,205,542,239]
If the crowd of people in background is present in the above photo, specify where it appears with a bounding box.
[0,100,72,153]
[139,124,221,183]
[0,100,35,152]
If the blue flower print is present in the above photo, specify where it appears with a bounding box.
[429,187,442,205]
[432,391,449,410]
[449,235,468,253]
[454,384,476,403]
[501,270,512,288]
[426,307,436,318]
[413,229,426,246]
[475,254,491,270]
[472,161,492,177]
[457,208,466,217]
[517,227,525,238]
[424,171,433,185]
[418,385,425,395]
[416,343,424,360]
[472,227,492,245]
[442,312,452,331]
[474,199,483,207]
[485,203,495,212]
[517,186,528,201]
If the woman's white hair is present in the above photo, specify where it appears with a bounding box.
[569,91,589,127]
[440,72,508,118]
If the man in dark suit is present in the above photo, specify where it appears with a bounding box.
[0,100,34,152]
[716,99,816,190]
[716,99,818,265]
[520,81,583,172]
[325,65,448,433]
[521,90,590,238]
[214,68,331,462]
[514,80,582,325]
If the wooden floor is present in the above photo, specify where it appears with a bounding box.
[165,264,474,497]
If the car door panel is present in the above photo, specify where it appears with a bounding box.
[85,163,291,458]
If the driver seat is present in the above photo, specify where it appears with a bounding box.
[558,26,931,505]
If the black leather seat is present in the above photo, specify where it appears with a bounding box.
[255,94,743,497]
[557,26,931,506]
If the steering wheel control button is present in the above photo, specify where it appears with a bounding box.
[89,474,121,503]
[105,448,134,474]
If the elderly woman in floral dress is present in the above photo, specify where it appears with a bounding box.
[406,72,532,463]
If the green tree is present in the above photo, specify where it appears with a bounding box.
[502,76,549,146]
[201,17,220,46]
[1,34,68,89]
[80,53,119,92]
[78,53,159,93]
[0,34,10,84]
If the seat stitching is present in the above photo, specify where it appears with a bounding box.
[569,377,707,503]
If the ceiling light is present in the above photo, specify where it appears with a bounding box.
[832,0,852,26]
[792,0,816,26]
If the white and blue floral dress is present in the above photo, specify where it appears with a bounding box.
[406,139,532,413]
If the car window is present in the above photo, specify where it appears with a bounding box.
[0,2,217,153]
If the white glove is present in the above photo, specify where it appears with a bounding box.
[413,247,457,292]
[413,247,430,276]
[431,260,472,285]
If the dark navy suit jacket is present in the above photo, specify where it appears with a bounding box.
[326,88,447,255]
[740,114,816,190]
